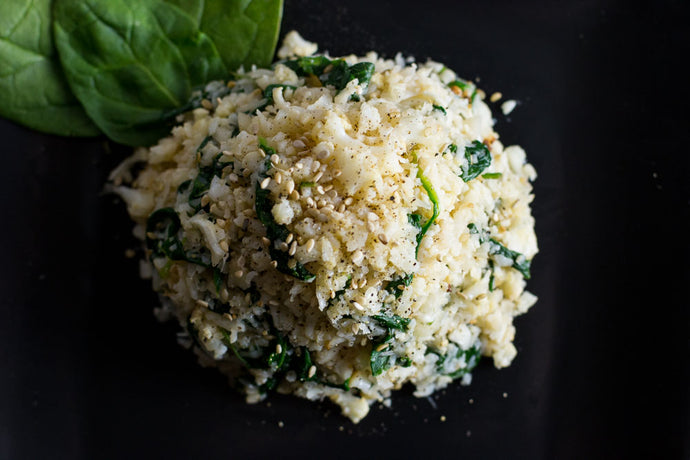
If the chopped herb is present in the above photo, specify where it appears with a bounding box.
[415,168,440,256]
[408,213,423,230]
[187,137,232,212]
[256,84,296,111]
[448,79,472,92]
[284,56,375,93]
[299,181,316,188]
[432,104,447,115]
[481,172,502,179]
[488,260,495,292]
[468,223,532,279]
[428,344,481,379]
[213,268,224,294]
[385,273,414,299]
[444,144,458,156]
[372,314,411,331]
[255,139,315,282]
[459,140,491,182]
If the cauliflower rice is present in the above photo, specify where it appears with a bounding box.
[111,32,538,423]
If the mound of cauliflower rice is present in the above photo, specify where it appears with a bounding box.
[110,31,538,423]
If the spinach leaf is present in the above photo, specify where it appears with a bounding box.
[295,347,350,391]
[167,0,283,71]
[284,56,375,92]
[53,0,228,146]
[409,150,439,256]
[369,314,412,376]
[255,83,296,112]
[145,207,215,269]
[468,223,532,279]
[385,273,414,299]
[187,136,232,213]
[428,344,481,379]
[255,139,315,282]
[460,140,491,182]
[373,314,411,332]
[432,104,446,115]
[327,276,352,307]
[0,0,98,136]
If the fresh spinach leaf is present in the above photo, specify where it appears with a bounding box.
[0,0,98,136]
[168,0,283,71]
[460,140,491,182]
[53,0,228,146]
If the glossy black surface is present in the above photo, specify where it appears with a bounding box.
[1,1,688,458]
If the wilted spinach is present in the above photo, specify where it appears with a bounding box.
[459,140,491,182]
[468,223,532,279]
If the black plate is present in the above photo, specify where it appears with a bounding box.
[1,1,688,458]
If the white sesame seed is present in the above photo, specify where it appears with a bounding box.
[270,260,278,268]
[376,342,389,352]
[352,301,364,311]
[308,365,317,378]
[359,278,367,288]
[260,177,271,189]
[262,237,271,245]
[279,241,289,251]
[333,169,342,177]
[234,270,243,278]
[350,280,358,289]
[344,197,354,206]
[330,290,336,299]
[275,171,282,184]
[313,171,324,182]
[258,149,266,158]
[286,179,295,195]
[223,313,234,321]
[270,154,280,165]
[316,185,325,195]
[323,184,334,192]
[312,161,321,172]
[337,204,346,213]
[219,240,229,251]
[285,233,294,244]
[295,162,304,169]
[490,91,503,102]
[288,241,297,256]
[289,190,300,200]
[306,238,315,252]
[276,344,283,354]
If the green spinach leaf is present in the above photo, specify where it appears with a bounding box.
[53,0,228,146]
[0,0,98,136]
[460,140,491,182]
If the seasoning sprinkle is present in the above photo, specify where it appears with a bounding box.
[260,177,271,189]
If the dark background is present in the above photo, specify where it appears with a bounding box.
[1,0,688,458]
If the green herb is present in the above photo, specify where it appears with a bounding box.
[459,140,491,182]
[186,137,232,212]
[372,314,411,331]
[295,347,350,391]
[448,79,471,92]
[255,139,315,282]
[409,151,440,256]
[432,104,446,115]
[145,207,215,269]
[255,83,296,111]
[299,181,316,188]
[369,314,412,376]
[488,260,495,292]
[445,144,458,155]
[385,273,414,299]
[0,0,99,136]
[428,344,481,379]
[481,172,502,179]
[468,223,532,279]
[284,56,375,93]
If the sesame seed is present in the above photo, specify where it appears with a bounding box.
[490,91,503,102]
[440,415,447,422]
[359,278,367,288]
[286,233,294,244]
[344,197,354,206]
[295,162,304,169]
[276,344,283,354]
[258,149,266,158]
[286,180,295,195]
[201,195,211,207]
[313,171,324,182]
[270,260,278,268]
[378,233,388,244]
[234,270,243,278]
[330,290,336,299]
[306,197,316,208]
[288,241,297,256]
[289,190,300,200]
[306,238,315,252]
[312,161,321,172]
[279,241,289,251]
[352,323,360,333]
[262,237,271,245]
[219,240,229,252]
[278,421,284,428]
[323,184,334,192]
[275,171,282,184]
[350,280,358,289]
[316,185,325,195]
[352,301,364,311]
[308,365,317,378]
[337,204,346,213]
[223,313,234,321]
[196,299,209,307]
[260,177,271,189]
[333,169,342,177]
[270,154,280,165]
[375,342,389,352]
